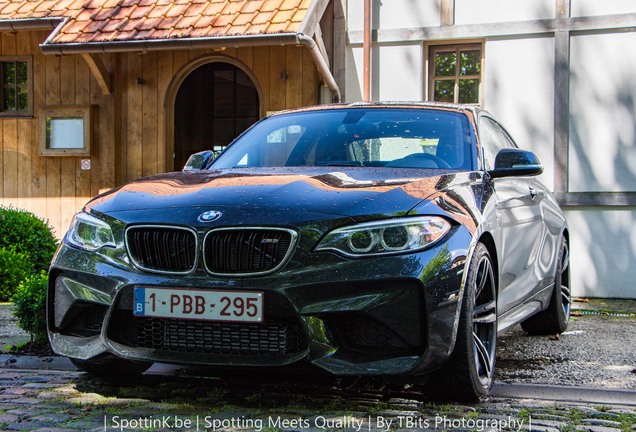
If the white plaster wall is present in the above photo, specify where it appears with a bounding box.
[345,44,422,102]
[347,0,441,32]
[483,37,556,190]
[345,46,364,102]
[571,0,636,17]
[564,208,636,298]
[376,44,423,101]
[568,32,636,193]
[455,0,554,25]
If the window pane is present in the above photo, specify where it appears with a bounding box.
[434,52,456,77]
[459,79,479,103]
[17,62,27,85]
[4,88,16,110]
[459,50,481,76]
[434,80,455,102]
[3,62,15,85]
[18,87,28,110]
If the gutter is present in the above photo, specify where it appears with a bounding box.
[40,31,341,102]
[0,18,63,31]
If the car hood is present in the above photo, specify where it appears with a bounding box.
[87,167,473,223]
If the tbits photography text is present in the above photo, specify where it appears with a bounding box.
[105,413,529,431]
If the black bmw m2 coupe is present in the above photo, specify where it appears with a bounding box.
[48,102,570,400]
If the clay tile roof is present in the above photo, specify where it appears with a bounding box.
[0,0,318,47]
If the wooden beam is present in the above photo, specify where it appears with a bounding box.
[81,53,112,95]
[441,0,455,26]
[363,0,371,101]
[556,192,636,207]
[313,25,330,70]
[553,30,570,195]
[556,0,570,20]
[332,0,347,99]
[347,13,636,44]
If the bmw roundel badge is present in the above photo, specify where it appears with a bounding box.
[198,210,223,223]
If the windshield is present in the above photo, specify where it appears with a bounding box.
[212,108,476,170]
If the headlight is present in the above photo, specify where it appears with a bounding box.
[66,212,116,251]
[315,216,451,257]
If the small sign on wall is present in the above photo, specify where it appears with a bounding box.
[80,159,91,170]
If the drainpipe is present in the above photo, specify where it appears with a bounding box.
[363,0,372,101]
[296,34,341,103]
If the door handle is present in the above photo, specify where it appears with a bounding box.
[529,186,537,199]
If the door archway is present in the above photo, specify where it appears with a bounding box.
[168,57,261,171]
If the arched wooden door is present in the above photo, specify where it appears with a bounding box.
[173,61,260,170]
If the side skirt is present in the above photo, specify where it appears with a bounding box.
[497,283,554,335]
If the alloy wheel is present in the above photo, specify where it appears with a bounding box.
[472,255,497,384]
[560,241,571,320]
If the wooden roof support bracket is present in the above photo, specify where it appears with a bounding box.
[81,53,112,95]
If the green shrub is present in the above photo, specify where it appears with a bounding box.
[0,247,33,302]
[0,206,58,273]
[12,272,48,343]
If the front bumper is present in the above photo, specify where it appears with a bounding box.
[48,227,471,377]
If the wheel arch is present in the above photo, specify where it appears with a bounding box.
[476,232,499,298]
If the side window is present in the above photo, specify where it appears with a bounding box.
[0,57,32,117]
[478,117,516,170]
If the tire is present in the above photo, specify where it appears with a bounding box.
[431,243,497,401]
[521,236,570,335]
[70,355,153,376]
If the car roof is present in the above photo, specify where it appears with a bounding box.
[269,101,483,117]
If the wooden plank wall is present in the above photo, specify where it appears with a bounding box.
[117,44,319,182]
[0,32,319,238]
[0,30,116,238]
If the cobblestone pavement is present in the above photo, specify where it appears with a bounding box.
[0,363,635,431]
[0,300,635,431]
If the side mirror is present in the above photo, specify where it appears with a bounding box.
[183,150,215,171]
[489,148,544,178]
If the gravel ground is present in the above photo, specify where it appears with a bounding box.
[496,313,636,389]
[0,304,29,349]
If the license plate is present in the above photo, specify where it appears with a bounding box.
[133,287,263,322]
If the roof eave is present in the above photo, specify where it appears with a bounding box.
[39,33,302,55]
[0,18,63,31]
[40,32,341,102]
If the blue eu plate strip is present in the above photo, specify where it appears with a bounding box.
[134,287,145,316]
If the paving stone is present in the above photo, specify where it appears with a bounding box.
[530,413,569,422]
[2,388,33,396]
[5,408,33,416]
[7,397,43,405]
[582,418,623,427]
[575,426,623,432]
[520,425,559,432]
[32,428,78,432]
[31,413,74,424]
[0,413,21,423]
[22,383,59,390]
[529,419,564,428]
[6,421,50,431]
[26,376,56,384]
[609,408,636,416]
